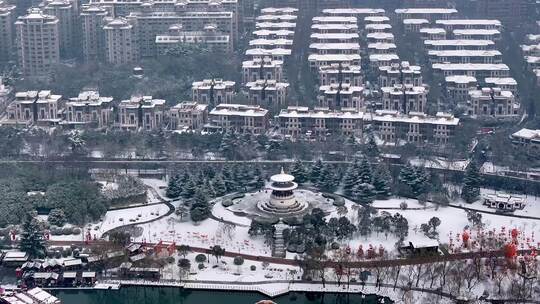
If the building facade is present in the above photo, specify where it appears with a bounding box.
[103,17,139,65]
[0,1,16,62]
[63,90,113,128]
[15,9,60,78]
[118,96,166,130]
[192,79,235,107]
[208,103,269,134]
[81,4,108,62]
[169,101,208,131]
[5,90,62,126]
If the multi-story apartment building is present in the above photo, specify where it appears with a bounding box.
[246,79,289,109]
[381,85,428,114]
[15,9,60,78]
[208,103,269,134]
[192,79,235,106]
[369,54,400,70]
[452,29,501,41]
[125,10,179,58]
[242,57,283,83]
[419,28,446,40]
[370,110,459,145]
[444,75,477,106]
[424,39,496,51]
[428,50,502,64]
[318,83,364,111]
[5,90,62,126]
[81,4,108,62]
[484,77,518,95]
[318,64,362,87]
[322,8,386,18]
[309,43,360,55]
[277,106,364,138]
[63,90,113,128]
[309,54,361,70]
[0,1,16,62]
[118,96,166,130]
[169,101,208,131]
[253,29,295,40]
[365,23,392,34]
[103,17,139,65]
[367,42,397,55]
[155,24,232,54]
[245,48,291,61]
[403,19,429,32]
[312,16,357,25]
[310,33,360,44]
[394,8,458,22]
[378,61,423,87]
[366,32,395,43]
[41,0,75,58]
[435,19,502,31]
[249,37,293,50]
[432,63,510,79]
[511,128,540,155]
[364,16,390,24]
[468,87,519,118]
[311,23,358,34]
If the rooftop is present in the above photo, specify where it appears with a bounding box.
[210,104,268,117]
[395,8,458,14]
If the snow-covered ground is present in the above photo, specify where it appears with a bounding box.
[410,157,470,171]
[93,203,171,237]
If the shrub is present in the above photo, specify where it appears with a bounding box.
[221,200,233,207]
[250,265,256,271]
[233,256,244,266]
[166,256,175,264]
[399,202,408,210]
[72,228,82,235]
[195,254,206,263]
[62,227,73,235]
[331,242,340,250]
[198,263,205,270]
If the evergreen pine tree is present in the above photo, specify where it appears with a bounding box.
[219,131,236,159]
[373,166,392,199]
[19,213,46,258]
[190,189,211,222]
[310,159,324,184]
[353,182,375,204]
[290,159,307,184]
[357,157,373,184]
[342,159,360,196]
[221,164,237,192]
[166,175,180,198]
[317,164,338,192]
[461,162,482,203]
[212,174,227,197]
[181,176,197,199]
[365,133,380,157]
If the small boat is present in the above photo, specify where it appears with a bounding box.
[255,301,276,304]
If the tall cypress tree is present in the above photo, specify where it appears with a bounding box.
[462,162,482,203]
[373,165,392,199]
[290,159,308,184]
[20,213,46,258]
[357,157,373,184]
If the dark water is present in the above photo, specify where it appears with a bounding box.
[53,287,393,304]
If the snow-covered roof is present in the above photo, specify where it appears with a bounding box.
[368,42,397,50]
[311,23,358,30]
[365,23,392,30]
[432,63,509,71]
[485,77,517,86]
[364,16,390,23]
[428,50,501,57]
[453,29,500,35]
[310,43,360,50]
[445,75,477,83]
[511,128,540,140]
[435,19,501,26]
[395,8,457,14]
[403,18,429,25]
[369,54,400,62]
[308,54,361,62]
[419,27,446,34]
[210,104,268,117]
[245,48,291,56]
[322,8,385,15]
[312,16,357,23]
[311,33,360,40]
[424,39,495,46]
